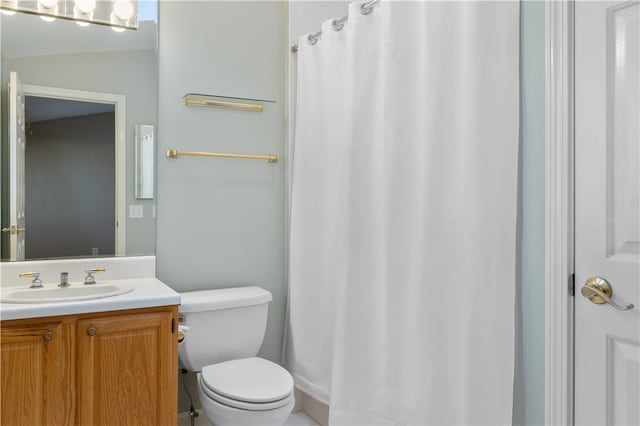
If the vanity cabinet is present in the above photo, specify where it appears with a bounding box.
[77,311,176,426]
[0,320,74,425]
[1,306,178,426]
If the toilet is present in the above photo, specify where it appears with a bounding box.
[178,286,295,426]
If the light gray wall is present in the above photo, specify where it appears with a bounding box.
[1,49,157,256]
[514,2,545,425]
[156,0,286,411]
[25,112,115,259]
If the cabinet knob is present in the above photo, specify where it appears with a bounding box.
[87,326,97,336]
[42,331,53,342]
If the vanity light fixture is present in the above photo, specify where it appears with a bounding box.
[37,0,57,21]
[112,0,133,20]
[110,0,133,30]
[0,0,17,15]
[74,0,95,24]
[37,0,58,12]
[0,0,138,30]
[75,0,95,15]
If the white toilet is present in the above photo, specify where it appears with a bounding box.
[178,286,295,426]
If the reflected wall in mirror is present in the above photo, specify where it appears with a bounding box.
[0,1,158,261]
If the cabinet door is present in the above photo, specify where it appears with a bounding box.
[76,310,177,426]
[1,321,74,425]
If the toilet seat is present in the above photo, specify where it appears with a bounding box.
[199,357,294,411]
[200,378,294,411]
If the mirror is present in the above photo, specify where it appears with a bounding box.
[1,2,157,261]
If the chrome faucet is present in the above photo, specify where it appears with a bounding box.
[19,272,43,288]
[83,268,106,285]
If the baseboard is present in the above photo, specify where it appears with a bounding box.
[296,388,329,426]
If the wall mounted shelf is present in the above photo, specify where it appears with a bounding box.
[183,93,275,112]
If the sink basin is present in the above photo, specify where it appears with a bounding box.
[1,284,134,304]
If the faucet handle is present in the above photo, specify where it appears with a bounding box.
[83,268,105,285]
[19,272,43,288]
[59,272,70,288]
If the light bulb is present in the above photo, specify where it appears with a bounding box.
[38,0,58,9]
[75,0,95,14]
[1,0,17,14]
[112,26,126,33]
[37,0,58,19]
[112,0,133,20]
[76,20,90,26]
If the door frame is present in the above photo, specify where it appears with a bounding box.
[21,84,127,256]
[545,0,574,424]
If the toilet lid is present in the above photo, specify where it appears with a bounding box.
[200,357,294,404]
[199,376,294,411]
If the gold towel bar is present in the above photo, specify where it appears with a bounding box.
[166,150,278,163]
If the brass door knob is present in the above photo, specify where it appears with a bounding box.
[87,327,97,336]
[1,226,26,234]
[581,277,634,311]
[43,332,53,342]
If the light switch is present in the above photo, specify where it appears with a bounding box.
[129,205,144,218]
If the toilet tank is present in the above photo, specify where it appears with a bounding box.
[178,286,272,372]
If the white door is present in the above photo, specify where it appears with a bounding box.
[575,1,640,425]
[4,72,27,260]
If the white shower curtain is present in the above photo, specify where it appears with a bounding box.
[287,2,519,424]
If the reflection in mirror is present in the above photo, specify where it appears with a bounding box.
[1,1,158,261]
[25,95,117,260]
[135,124,154,200]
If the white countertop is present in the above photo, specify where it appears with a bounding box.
[0,277,181,321]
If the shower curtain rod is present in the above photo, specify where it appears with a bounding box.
[290,0,380,53]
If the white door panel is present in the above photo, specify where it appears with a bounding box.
[575,1,639,425]
[7,71,26,261]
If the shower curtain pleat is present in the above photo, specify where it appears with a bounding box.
[287,2,519,424]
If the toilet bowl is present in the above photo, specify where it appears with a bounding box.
[178,287,295,426]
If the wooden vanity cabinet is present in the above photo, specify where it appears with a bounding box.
[77,310,177,426]
[0,320,74,426]
[1,306,178,426]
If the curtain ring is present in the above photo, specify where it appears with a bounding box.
[360,2,373,15]
[332,19,344,31]
[307,33,319,45]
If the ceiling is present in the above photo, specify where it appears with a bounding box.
[26,96,115,123]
